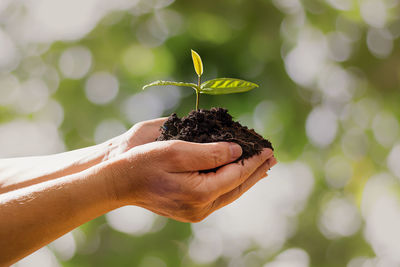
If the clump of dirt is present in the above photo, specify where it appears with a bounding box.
[157,108,273,169]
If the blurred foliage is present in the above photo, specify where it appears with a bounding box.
[3,0,400,266]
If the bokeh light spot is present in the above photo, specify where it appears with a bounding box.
[85,72,119,105]
[34,99,64,127]
[327,32,353,62]
[285,27,327,87]
[272,0,302,14]
[189,13,232,44]
[0,74,19,106]
[0,28,20,72]
[122,45,154,76]
[14,247,60,267]
[122,90,165,124]
[341,128,369,160]
[106,206,157,235]
[360,0,387,28]
[94,119,127,144]
[15,79,49,114]
[324,156,353,188]
[59,46,92,79]
[48,232,76,261]
[189,227,223,264]
[264,248,309,267]
[317,64,354,102]
[367,28,393,58]
[387,144,400,179]
[0,120,65,157]
[306,106,338,148]
[372,111,399,148]
[318,196,361,239]
[325,0,353,10]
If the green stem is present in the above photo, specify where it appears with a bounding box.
[196,91,199,111]
[196,76,201,111]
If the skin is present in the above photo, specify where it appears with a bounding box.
[0,118,168,194]
[0,118,277,266]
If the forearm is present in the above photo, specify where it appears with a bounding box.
[0,162,119,266]
[0,137,121,194]
[0,118,166,194]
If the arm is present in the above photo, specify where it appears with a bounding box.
[0,118,167,194]
[0,163,117,266]
[0,140,276,266]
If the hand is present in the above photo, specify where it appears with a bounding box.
[125,118,168,147]
[104,118,167,160]
[0,118,167,194]
[108,140,277,223]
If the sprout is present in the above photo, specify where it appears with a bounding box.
[143,49,259,110]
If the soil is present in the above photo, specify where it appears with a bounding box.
[157,108,273,171]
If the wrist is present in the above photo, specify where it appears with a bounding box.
[100,151,144,208]
[97,155,130,208]
[91,159,126,211]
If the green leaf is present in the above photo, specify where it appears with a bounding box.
[142,80,197,90]
[200,78,259,95]
[191,49,203,77]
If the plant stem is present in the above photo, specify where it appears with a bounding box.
[196,76,201,111]
[196,91,199,111]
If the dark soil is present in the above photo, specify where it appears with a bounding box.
[157,108,273,171]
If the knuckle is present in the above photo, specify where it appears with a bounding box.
[167,140,186,151]
[162,141,181,158]
[132,121,146,132]
[168,140,202,166]
[169,139,185,146]
[135,121,146,128]
[210,146,226,166]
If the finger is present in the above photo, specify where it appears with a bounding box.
[136,117,168,133]
[128,118,168,146]
[130,117,168,133]
[140,117,168,138]
[211,156,277,211]
[162,140,243,172]
[203,148,274,196]
[144,117,168,127]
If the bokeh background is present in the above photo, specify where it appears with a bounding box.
[1,0,400,266]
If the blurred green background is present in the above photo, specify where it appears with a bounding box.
[1,0,400,266]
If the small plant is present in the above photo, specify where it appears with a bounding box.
[143,49,259,110]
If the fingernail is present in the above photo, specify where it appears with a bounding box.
[229,143,242,160]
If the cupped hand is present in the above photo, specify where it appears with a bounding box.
[125,118,168,147]
[104,118,167,159]
[108,140,277,223]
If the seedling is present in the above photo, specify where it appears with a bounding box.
[143,49,259,110]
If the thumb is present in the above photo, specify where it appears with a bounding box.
[163,141,242,172]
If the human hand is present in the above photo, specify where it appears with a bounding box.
[125,118,168,147]
[0,118,167,194]
[104,118,167,160]
[108,140,276,223]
